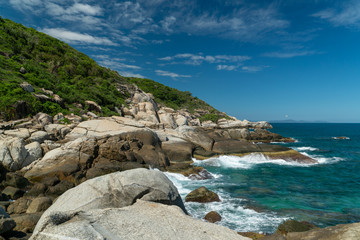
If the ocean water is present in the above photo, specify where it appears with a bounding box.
[165,123,360,233]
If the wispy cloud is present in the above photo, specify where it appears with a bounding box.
[9,0,42,13]
[159,53,250,66]
[94,55,141,70]
[263,50,316,58]
[216,65,240,71]
[155,70,191,79]
[313,1,360,28]
[178,5,289,41]
[119,71,145,78]
[242,66,266,73]
[42,28,116,45]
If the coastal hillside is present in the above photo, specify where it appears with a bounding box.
[0,17,225,122]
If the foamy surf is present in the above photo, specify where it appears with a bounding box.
[192,154,311,169]
[164,171,288,233]
[295,146,319,151]
[299,152,343,164]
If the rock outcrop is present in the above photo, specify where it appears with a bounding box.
[31,200,248,240]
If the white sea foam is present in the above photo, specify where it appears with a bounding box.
[299,152,343,164]
[192,154,310,169]
[165,166,289,233]
[184,189,289,233]
[295,146,319,151]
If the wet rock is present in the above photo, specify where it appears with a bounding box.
[185,186,221,203]
[5,173,30,189]
[0,206,16,234]
[204,211,222,223]
[276,219,318,235]
[2,187,24,200]
[212,139,259,154]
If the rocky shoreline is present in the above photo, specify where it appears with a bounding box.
[0,86,357,239]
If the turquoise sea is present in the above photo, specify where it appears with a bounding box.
[165,123,360,233]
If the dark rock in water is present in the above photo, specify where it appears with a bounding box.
[185,186,221,203]
[276,219,318,235]
[2,187,24,200]
[5,173,30,189]
[204,211,222,223]
[0,206,16,234]
[212,139,259,154]
[332,136,350,140]
[238,232,266,239]
[167,163,213,180]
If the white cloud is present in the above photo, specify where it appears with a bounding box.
[178,6,289,41]
[242,66,265,73]
[155,70,191,78]
[119,71,145,78]
[216,65,239,71]
[159,53,250,65]
[263,51,316,58]
[9,0,43,12]
[70,3,102,16]
[313,2,360,28]
[42,28,116,45]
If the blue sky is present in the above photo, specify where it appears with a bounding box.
[1,0,360,122]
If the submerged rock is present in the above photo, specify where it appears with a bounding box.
[276,219,318,235]
[185,186,221,203]
[204,211,222,223]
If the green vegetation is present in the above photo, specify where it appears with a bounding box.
[0,17,227,122]
[0,17,128,120]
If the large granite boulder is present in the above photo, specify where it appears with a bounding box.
[176,126,214,151]
[32,169,187,236]
[25,126,169,183]
[31,200,248,240]
[161,136,194,162]
[0,137,39,171]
